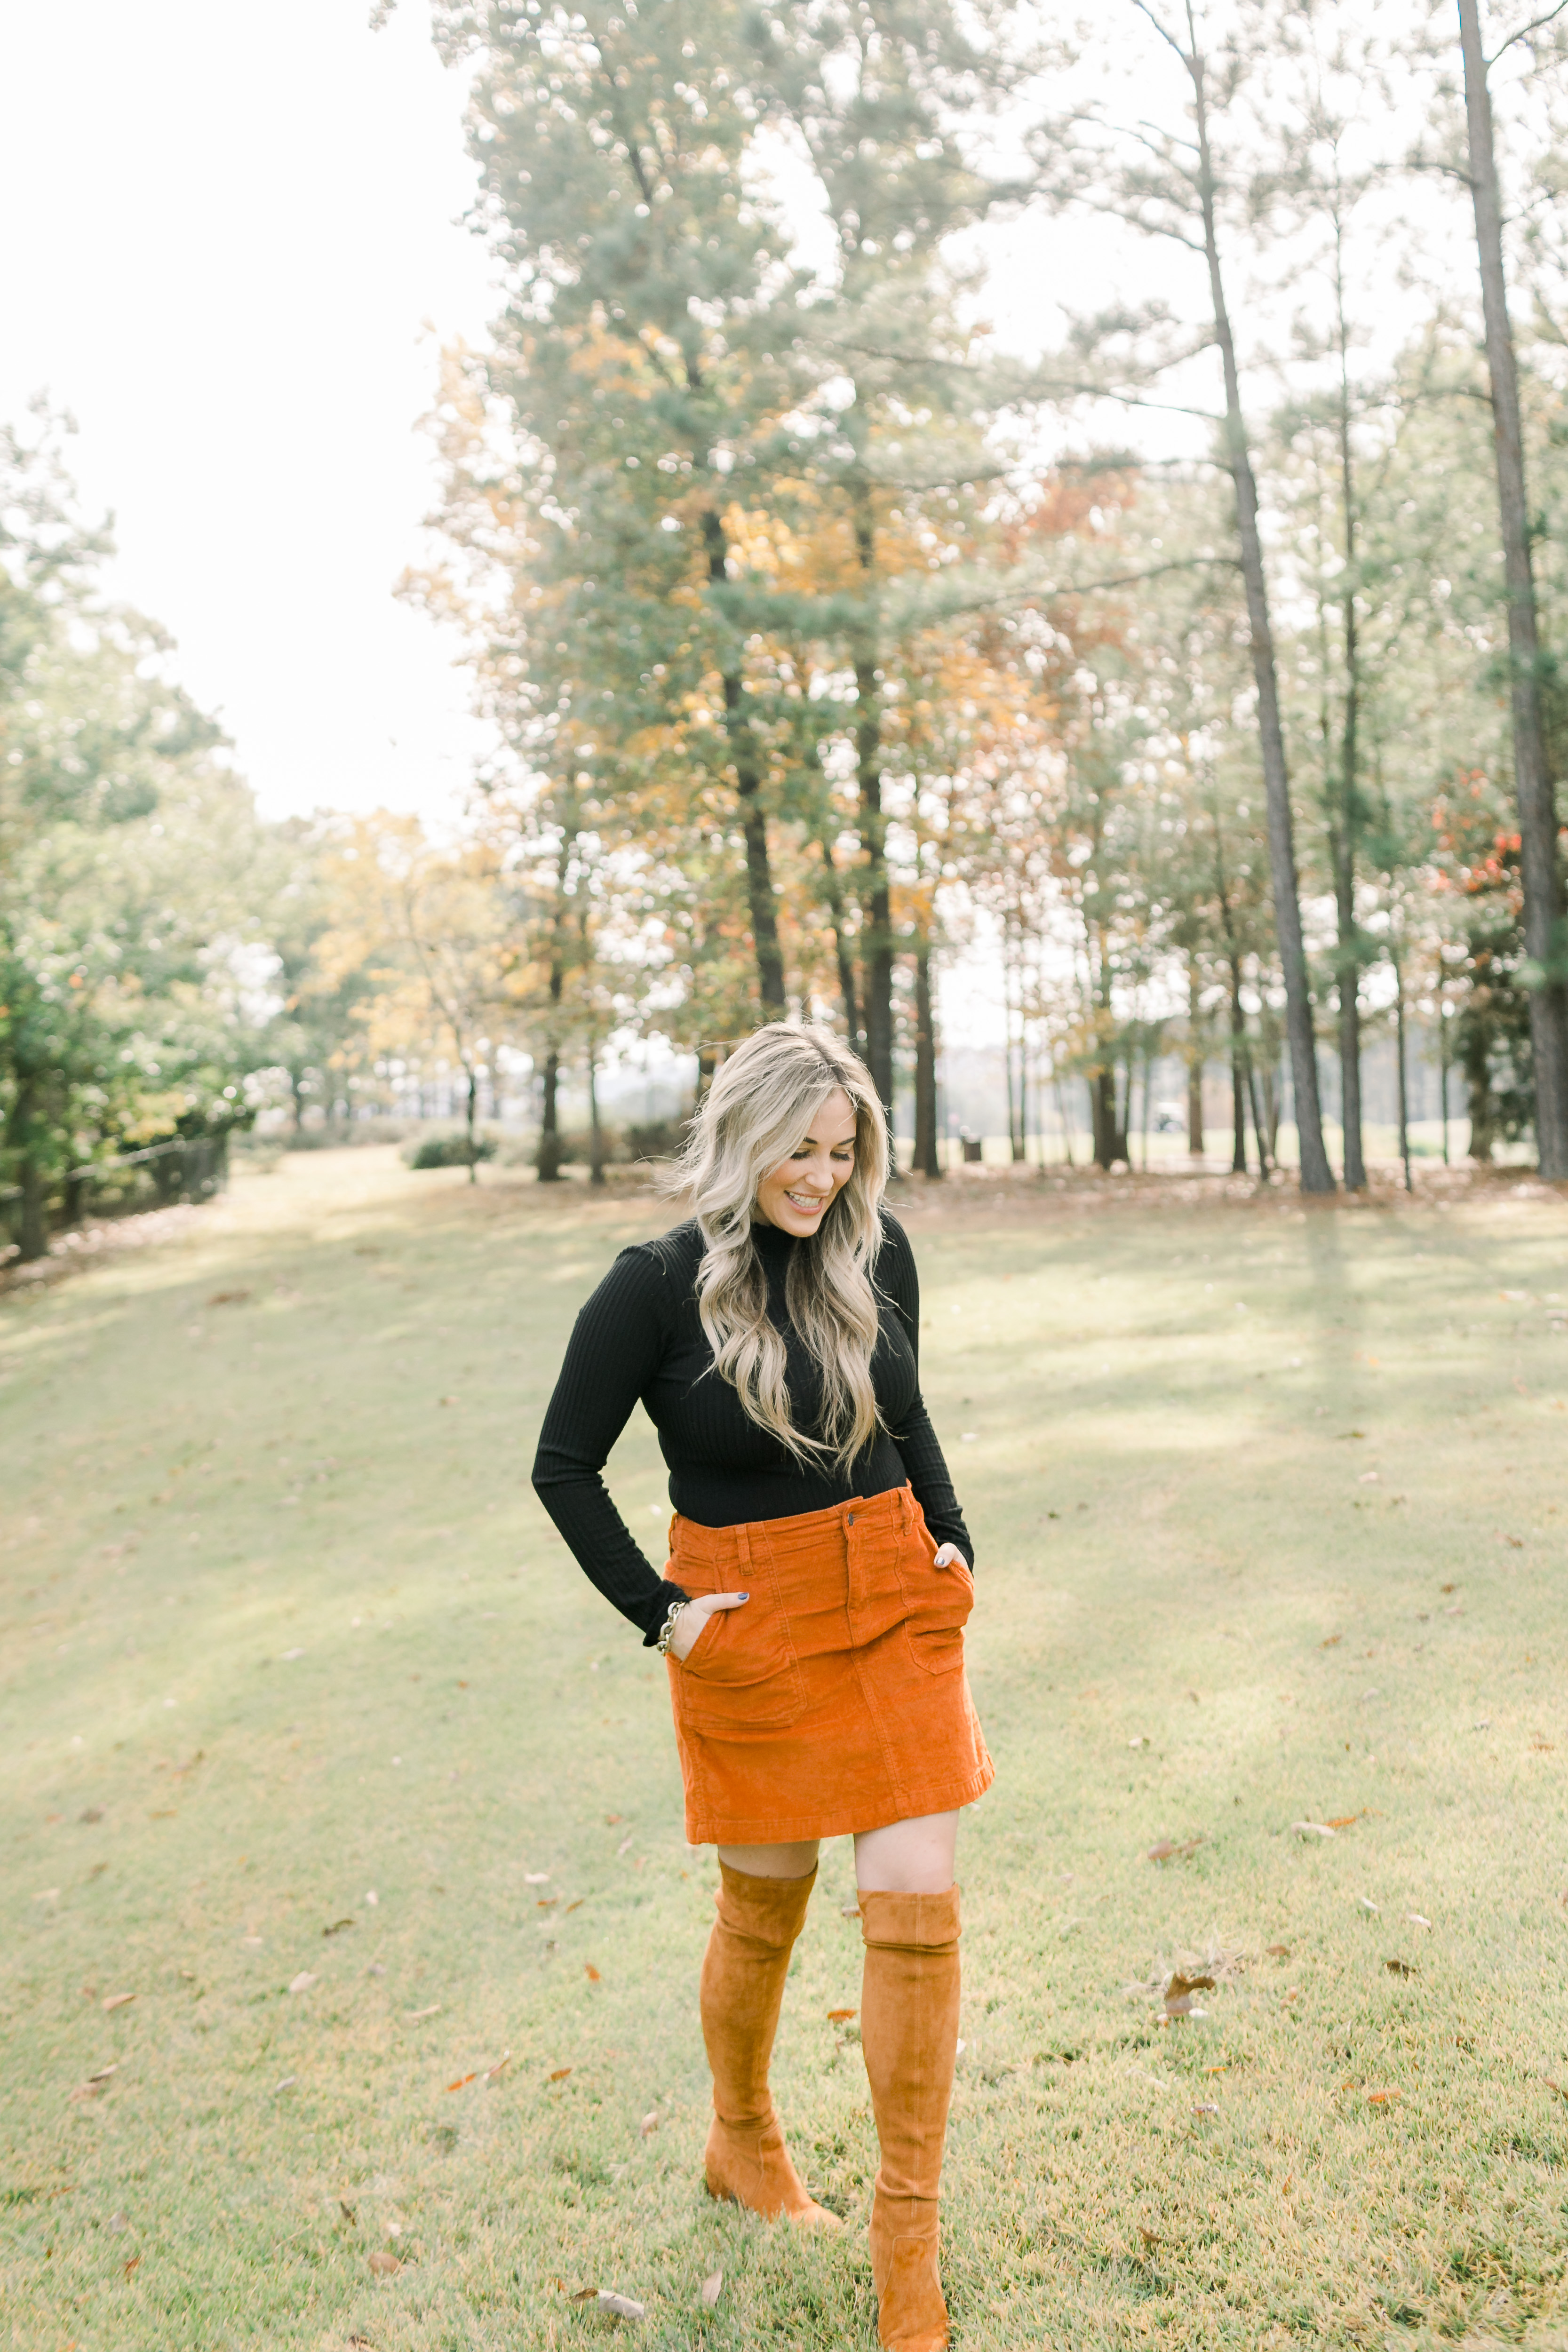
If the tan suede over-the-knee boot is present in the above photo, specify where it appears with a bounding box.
[700,1861,840,2227]
[859,1887,962,2352]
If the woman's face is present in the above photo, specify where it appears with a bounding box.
[754,1086,858,1237]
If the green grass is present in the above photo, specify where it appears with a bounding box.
[3,1148,1568,2352]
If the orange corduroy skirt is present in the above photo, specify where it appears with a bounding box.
[664,1484,994,1847]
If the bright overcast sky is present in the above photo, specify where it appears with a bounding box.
[0,0,497,827]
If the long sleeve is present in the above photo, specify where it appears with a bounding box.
[532,1246,690,1644]
[876,1218,975,1570]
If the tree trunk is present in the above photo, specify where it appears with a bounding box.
[1054,1076,1076,1166]
[849,475,894,1118]
[1464,1019,1494,1161]
[1393,950,1413,1194]
[465,1062,479,1184]
[1186,960,1206,1156]
[1330,220,1368,1192]
[913,943,941,1178]
[1228,990,1249,1175]
[1457,0,1568,1179]
[588,1051,606,1188]
[1091,1065,1124,1169]
[816,824,862,1055]
[702,511,786,1017]
[17,1149,47,1262]
[1191,45,1335,1193]
[537,1045,564,1182]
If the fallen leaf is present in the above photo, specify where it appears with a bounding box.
[274,2074,296,2094]
[840,1903,862,1918]
[1408,1913,1433,1928]
[585,1964,602,1983]
[1146,1836,1203,1863]
[1532,1739,1555,1752]
[1163,1971,1216,2019]
[446,2073,476,2092]
[639,2109,660,2137]
[288,1971,318,1994]
[1366,2089,1400,2106]
[1326,1815,1361,1830]
[101,1992,136,2012]
[565,1899,583,1914]
[548,2067,573,2083]
[1193,2101,1220,2116]
[405,2004,441,2020]
[827,2007,857,2022]
[368,2250,401,2276]
[322,1918,356,1937]
[524,1872,550,1885]
[1357,1896,1380,1915]
[597,2291,646,2320]
[570,2287,597,2304]
[1291,1821,1336,1840]
[1385,1958,1417,1978]
[339,2199,358,2225]
[281,1647,305,1661]
[1440,1581,1457,1594]
[1266,1944,1291,1959]
[1137,2227,1162,2252]
[79,1806,103,1824]
[701,2269,724,2307]
[537,1897,558,1910]
[1319,1635,1342,1648]
[605,1815,621,1825]
[207,1288,251,1306]
[617,1835,635,1856]
[123,2253,140,2278]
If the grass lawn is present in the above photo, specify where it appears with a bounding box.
[3,1147,1568,2352]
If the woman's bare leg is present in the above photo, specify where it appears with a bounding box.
[717,1838,820,1879]
[853,1810,957,1893]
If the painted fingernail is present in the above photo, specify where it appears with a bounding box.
[738,1591,750,1600]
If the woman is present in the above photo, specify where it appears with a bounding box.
[533,1023,992,2352]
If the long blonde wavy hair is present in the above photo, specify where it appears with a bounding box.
[669,1023,891,1470]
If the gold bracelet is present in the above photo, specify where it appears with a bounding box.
[655,1598,689,1656]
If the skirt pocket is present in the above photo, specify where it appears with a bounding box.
[895,1527,975,1678]
[673,1584,806,1734]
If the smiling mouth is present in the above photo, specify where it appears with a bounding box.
[783,1191,828,1213]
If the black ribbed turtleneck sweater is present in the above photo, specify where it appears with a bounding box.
[531,1210,973,1643]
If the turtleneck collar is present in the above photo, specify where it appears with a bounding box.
[750,1216,797,1265]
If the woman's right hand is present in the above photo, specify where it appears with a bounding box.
[668,1589,749,1662]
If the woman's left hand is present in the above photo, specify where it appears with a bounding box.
[932,1543,968,1572]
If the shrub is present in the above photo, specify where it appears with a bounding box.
[623,1116,690,1164]
[403,1132,498,1171]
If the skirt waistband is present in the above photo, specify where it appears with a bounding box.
[669,1482,916,1574]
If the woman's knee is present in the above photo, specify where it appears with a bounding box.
[853,1811,959,1894]
[716,1839,820,1879]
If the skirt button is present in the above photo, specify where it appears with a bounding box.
[846,1513,856,1526]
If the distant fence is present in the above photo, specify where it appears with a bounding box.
[0,1134,231,1251]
